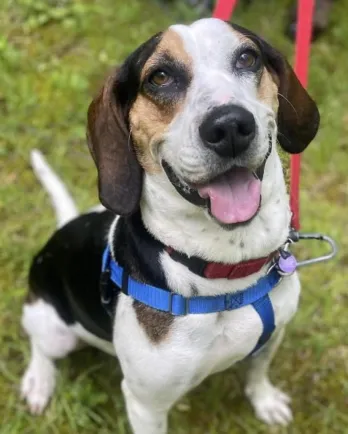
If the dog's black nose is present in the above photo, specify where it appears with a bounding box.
[199,105,256,158]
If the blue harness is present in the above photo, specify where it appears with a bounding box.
[101,246,287,355]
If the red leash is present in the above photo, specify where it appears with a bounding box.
[212,0,315,230]
[212,0,237,18]
[290,0,315,229]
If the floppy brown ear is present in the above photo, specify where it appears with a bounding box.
[264,48,320,154]
[232,23,320,154]
[87,69,142,215]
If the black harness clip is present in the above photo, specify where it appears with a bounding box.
[100,269,117,317]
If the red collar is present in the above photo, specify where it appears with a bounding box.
[166,247,276,280]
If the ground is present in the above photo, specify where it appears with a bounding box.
[1,0,347,433]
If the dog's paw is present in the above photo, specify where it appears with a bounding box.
[246,380,293,426]
[21,361,56,415]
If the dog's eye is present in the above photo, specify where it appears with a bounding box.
[149,70,173,86]
[236,50,258,70]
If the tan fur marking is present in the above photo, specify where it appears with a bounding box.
[129,267,173,343]
[130,29,192,174]
[134,301,173,343]
[258,68,279,112]
[141,29,192,80]
[130,95,174,173]
[229,26,259,46]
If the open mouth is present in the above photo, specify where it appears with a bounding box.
[163,139,272,226]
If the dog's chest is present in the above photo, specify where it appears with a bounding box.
[194,277,299,373]
[114,274,300,392]
[176,307,263,377]
[171,279,300,383]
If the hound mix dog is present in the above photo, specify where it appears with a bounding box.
[21,18,319,433]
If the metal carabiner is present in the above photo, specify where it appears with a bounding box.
[288,230,338,268]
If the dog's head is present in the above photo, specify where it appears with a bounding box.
[87,18,319,227]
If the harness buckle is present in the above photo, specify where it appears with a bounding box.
[169,293,189,315]
[168,292,173,313]
[225,292,244,310]
[100,269,116,317]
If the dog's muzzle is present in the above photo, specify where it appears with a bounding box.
[163,136,272,227]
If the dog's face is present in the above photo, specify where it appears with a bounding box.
[88,18,319,227]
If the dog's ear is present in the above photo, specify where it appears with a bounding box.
[260,41,320,154]
[87,32,163,215]
[232,24,320,154]
[87,70,142,215]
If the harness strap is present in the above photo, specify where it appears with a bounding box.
[101,246,281,353]
[251,294,276,355]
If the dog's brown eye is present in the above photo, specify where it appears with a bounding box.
[236,50,258,70]
[149,70,172,86]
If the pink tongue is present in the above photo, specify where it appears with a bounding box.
[198,168,261,224]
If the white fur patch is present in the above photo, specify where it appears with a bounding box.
[30,149,78,228]
[71,323,115,356]
[246,379,293,426]
[161,18,275,184]
[113,274,299,432]
[21,344,57,415]
[88,204,106,213]
[141,146,290,265]
[21,300,79,359]
[21,300,117,414]
[21,300,79,414]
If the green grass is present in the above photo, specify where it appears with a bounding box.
[1,0,347,432]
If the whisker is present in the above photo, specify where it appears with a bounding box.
[278,93,299,120]
[128,127,132,151]
[277,130,291,145]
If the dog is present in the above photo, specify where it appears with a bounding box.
[21,18,319,433]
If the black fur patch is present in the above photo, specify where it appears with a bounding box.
[27,210,173,343]
[28,211,115,341]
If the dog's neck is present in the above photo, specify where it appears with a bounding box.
[107,149,291,297]
[109,211,170,291]
[140,149,291,264]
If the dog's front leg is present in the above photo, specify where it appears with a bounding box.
[244,327,293,426]
[121,379,168,434]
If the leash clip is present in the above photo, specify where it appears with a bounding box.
[288,230,338,268]
[267,239,298,278]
